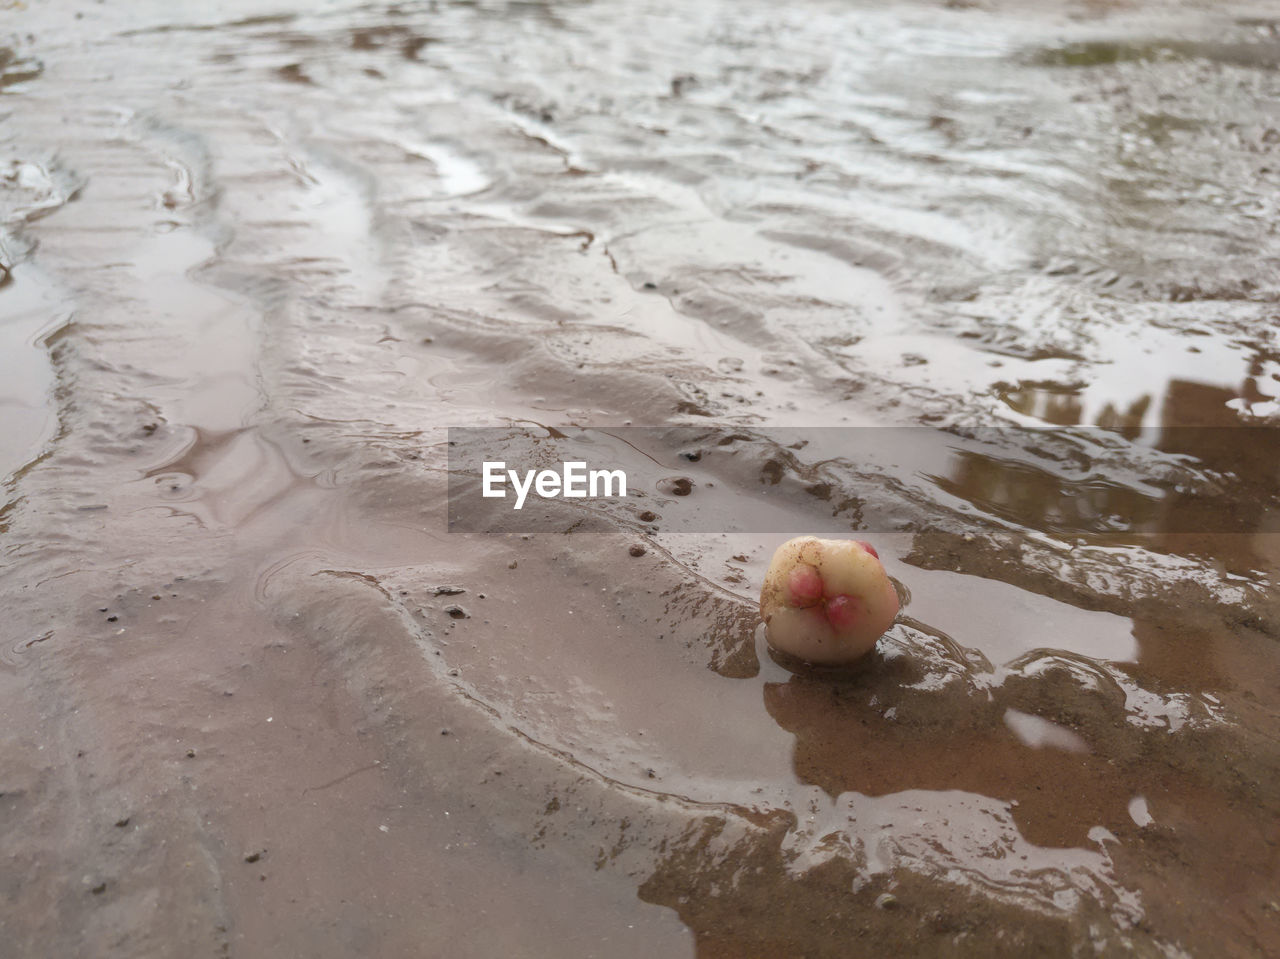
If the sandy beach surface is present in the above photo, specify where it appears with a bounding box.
[1,0,1278,955]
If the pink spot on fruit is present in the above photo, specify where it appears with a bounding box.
[857,540,879,559]
[825,594,863,630]
[788,564,823,605]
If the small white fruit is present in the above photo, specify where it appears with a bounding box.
[759,536,899,665]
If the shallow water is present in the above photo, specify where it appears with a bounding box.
[2,0,1278,956]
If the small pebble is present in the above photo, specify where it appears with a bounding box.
[657,477,693,496]
[444,605,468,619]
[638,510,658,522]
[628,545,646,557]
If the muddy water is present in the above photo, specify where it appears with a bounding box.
[2,0,1279,956]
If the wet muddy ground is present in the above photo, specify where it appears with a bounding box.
[1,0,1278,955]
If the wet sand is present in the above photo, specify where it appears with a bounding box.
[1,0,1278,956]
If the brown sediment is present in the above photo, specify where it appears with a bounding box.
[1,0,1279,956]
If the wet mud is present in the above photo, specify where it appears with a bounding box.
[1,0,1278,956]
